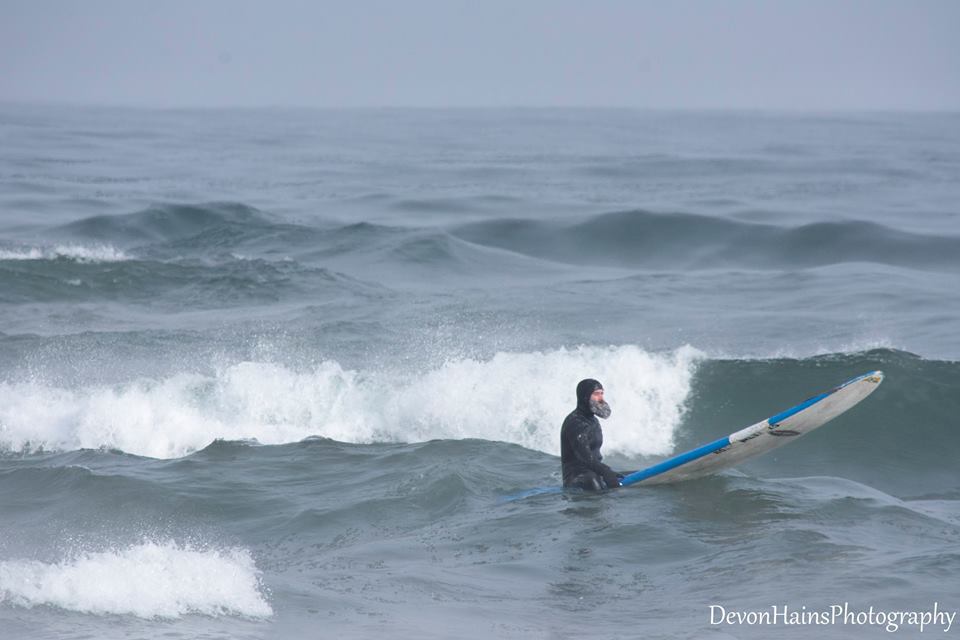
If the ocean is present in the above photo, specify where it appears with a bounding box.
[0,105,958,639]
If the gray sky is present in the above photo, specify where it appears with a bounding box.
[2,0,958,110]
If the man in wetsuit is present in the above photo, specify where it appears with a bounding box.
[560,378,623,491]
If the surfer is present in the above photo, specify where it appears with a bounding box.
[560,379,624,491]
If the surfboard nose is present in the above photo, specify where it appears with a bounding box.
[843,370,884,388]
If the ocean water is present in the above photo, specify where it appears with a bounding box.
[0,105,958,639]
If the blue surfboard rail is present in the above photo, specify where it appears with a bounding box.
[765,390,832,426]
[619,435,730,487]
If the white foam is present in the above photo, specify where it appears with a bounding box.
[0,541,272,619]
[0,244,129,262]
[0,345,700,459]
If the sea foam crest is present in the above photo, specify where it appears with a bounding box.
[0,345,700,459]
[0,541,272,619]
[0,244,129,262]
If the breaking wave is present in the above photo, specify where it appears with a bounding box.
[0,541,271,619]
[0,345,700,459]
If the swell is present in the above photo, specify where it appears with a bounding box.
[452,209,960,271]
[30,202,960,277]
[53,202,275,245]
[44,202,336,265]
[38,204,568,281]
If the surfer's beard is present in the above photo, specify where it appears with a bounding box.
[590,399,611,419]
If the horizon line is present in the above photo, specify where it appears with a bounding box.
[1,99,958,115]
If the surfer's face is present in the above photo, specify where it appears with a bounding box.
[589,388,611,419]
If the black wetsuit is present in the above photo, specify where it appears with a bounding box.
[560,379,621,491]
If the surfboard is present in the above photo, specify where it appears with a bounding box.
[500,370,883,502]
[620,369,883,486]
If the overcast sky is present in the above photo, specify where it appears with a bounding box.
[1,0,958,110]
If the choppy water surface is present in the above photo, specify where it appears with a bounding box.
[1,106,958,639]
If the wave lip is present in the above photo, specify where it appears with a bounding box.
[0,244,129,263]
[0,541,272,619]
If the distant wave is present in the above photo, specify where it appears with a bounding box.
[452,209,960,271]
[53,202,275,246]
[28,203,960,294]
[47,202,960,275]
[0,541,272,619]
[49,203,385,264]
[8,202,572,300]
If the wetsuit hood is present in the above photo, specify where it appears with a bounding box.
[576,378,603,413]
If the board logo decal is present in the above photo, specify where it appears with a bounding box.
[769,429,800,437]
